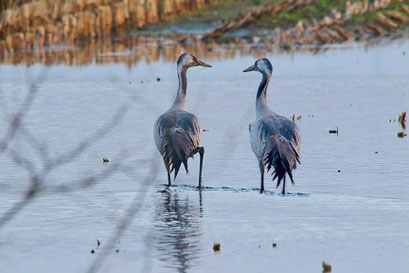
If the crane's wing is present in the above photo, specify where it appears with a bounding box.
[176,111,201,149]
[274,115,301,149]
[251,114,300,186]
[154,110,201,178]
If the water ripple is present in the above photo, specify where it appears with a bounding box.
[155,184,309,197]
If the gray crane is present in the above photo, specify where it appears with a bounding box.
[154,53,211,187]
[243,58,301,194]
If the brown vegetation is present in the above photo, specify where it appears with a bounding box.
[203,0,409,48]
[2,0,409,53]
[202,0,314,40]
[0,0,221,52]
[278,0,409,47]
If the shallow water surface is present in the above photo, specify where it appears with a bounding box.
[0,39,408,273]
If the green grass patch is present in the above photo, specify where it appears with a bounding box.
[157,0,409,29]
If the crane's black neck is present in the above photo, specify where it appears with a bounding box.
[256,71,271,117]
[172,65,188,109]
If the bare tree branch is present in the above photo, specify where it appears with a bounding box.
[86,156,159,273]
[6,147,38,178]
[19,126,50,164]
[44,104,128,172]
[0,176,39,229]
[0,95,130,231]
[0,69,48,155]
[44,151,128,194]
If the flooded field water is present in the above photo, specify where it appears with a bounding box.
[0,38,408,273]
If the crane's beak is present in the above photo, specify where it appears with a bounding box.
[243,65,255,72]
[196,59,212,67]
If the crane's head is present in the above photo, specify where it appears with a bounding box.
[243,58,273,75]
[177,53,212,69]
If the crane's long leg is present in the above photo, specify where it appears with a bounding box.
[258,160,265,193]
[198,147,205,188]
[167,171,171,187]
[282,176,286,195]
[163,158,171,186]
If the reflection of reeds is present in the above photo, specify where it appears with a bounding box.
[1,32,404,66]
[0,0,220,52]
[0,34,269,66]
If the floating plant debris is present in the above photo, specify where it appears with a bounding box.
[322,261,332,273]
[213,242,221,252]
[398,112,407,121]
[329,127,339,135]
[290,114,302,121]
[397,132,407,138]
[398,111,407,129]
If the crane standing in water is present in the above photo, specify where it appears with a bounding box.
[154,53,211,187]
[243,58,301,194]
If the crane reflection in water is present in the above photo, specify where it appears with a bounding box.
[154,189,203,273]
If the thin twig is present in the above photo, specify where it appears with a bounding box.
[0,69,48,155]
[86,156,159,273]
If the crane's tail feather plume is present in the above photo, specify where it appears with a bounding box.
[265,135,300,187]
[162,127,195,179]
